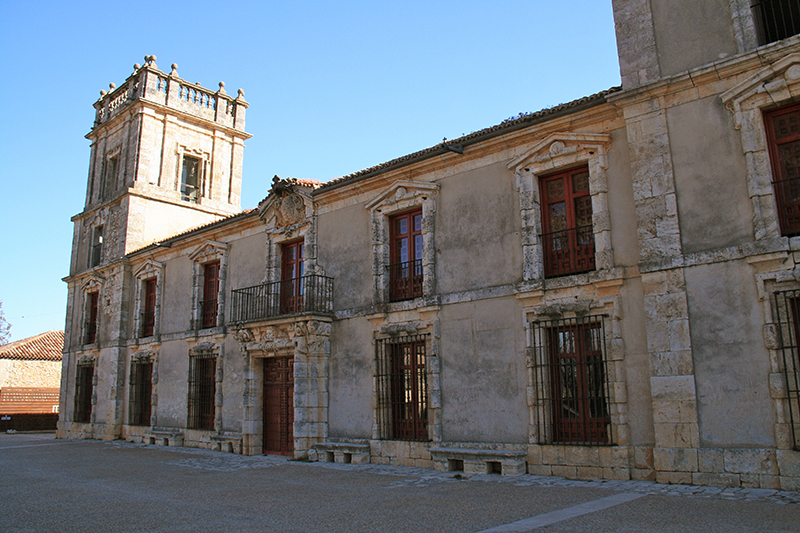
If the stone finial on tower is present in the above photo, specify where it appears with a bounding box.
[170,63,179,77]
[217,82,226,95]
[236,88,247,103]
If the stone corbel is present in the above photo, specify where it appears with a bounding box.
[379,322,421,336]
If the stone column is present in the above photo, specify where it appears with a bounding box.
[292,319,332,458]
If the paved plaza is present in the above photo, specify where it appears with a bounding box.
[1,432,799,532]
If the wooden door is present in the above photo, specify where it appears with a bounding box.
[263,357,294,454]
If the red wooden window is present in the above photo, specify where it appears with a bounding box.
[766,102,800,236]
[201,261,220,328]
[281,240,304,314]
[540,167,595,278]
[188,356,216,430]
[74,364,94,423]
[129,361,152,426]
[389,209,423,301]
[375,335,429,441]
[85,292,99,344]
[141,278,156,337]
[531,316,611,446]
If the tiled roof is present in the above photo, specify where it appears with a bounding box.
[316,87,622,193]
[0,330,64,361]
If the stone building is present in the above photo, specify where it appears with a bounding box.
[59,2,800,490]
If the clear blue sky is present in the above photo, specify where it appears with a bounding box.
[0,1,621,342]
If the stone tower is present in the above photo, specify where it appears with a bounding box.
[70,55,251,276]
[60,56,250,440]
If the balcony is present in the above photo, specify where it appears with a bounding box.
[230,275,334,324]
[541,225,595,279]
[389,259,423,302]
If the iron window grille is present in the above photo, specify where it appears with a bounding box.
[752,0,800,46]
[773,290,800,449]
[539,167,596,278]
[765,102,800,236]
[74,364,94,423]
[188,354,216,430]
[128,361,153,426]
[375,334,430,441]
[530,316,612,446]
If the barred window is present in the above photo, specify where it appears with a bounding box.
[188,355,216,430]
[376,334,429,441]
[530,316,611,445]
[751,0,800,46]
[128,361,153,426]
[201,261,220,329]
[774,290,800,449]
[74,364,94,423]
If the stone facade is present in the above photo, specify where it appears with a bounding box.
[59,5,800,491]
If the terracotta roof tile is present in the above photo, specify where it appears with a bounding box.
[0,331,64,361]
[316,87,622,193]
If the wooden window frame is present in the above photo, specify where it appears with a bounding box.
[128,360,153,427]
[201,261,220,329]
[141,278,157,337]
[765,102,800,237]
[539,166,595,278]
[74,364,94,423]
[188,355,216,430]
[375,334,429,441]
[180,154,203,203]
[388,209,423,302]
[280,240,304,314]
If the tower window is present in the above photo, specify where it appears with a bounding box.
[102,155,119,200]
[89,226,103,268]
[181,155,202,203]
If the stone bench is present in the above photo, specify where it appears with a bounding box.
[145,429,184,447]
[430,447,527,476]
[311,442,371,465]
[210,434,242,454]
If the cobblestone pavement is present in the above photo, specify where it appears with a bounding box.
[122,439,800,504]
[2,433,799,533]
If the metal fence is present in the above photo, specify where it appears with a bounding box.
[230,275,333,324]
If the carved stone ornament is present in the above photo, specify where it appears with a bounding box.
[189,342,218,356]
[533,301,592,319]
[77,355,97,366]
[379,322,420,336]
[275,195,305,227]
[132,350,155,362]
[232,327,255,344]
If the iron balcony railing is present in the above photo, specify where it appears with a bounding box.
[388,259,423,302]
[230,274,334,323]
[541,225,596,278]
[752,0,800,45]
